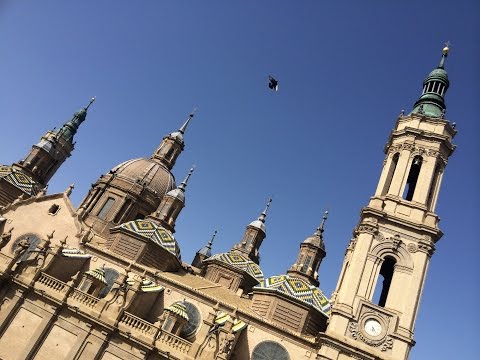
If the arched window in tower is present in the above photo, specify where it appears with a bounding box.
[97,197,115,220]
[244,233,255,248]
[372,257,396,307]
[427,162,442,210]
[301,255,312,273]
[403,156,423,201]
[381,152,400,195]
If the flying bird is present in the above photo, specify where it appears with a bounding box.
[268,76,278,91]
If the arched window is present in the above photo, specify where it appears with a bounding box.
[403,156,423,201]
[382,152,400,195]
[252,341,290,360]
[173,301,201,338]
[373,257,396,307]
[427,162,442,210]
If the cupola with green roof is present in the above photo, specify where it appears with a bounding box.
[411,45,450,117]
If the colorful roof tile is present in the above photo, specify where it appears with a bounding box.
[126,278,164,293]
[214,312,247,333]
[0,166,39,196]
[206,252,264,282]
[114,220,180,258]
[254,275,331,316]
[166,302,189,321]
[85,267,108,285]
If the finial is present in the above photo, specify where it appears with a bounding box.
[179,108,197,134]
[439,41,450,69]
[207,230,217,249]
[179,166,195,191]
[315,210,329,235]
[258,197,273,222]
[85,97,96,111]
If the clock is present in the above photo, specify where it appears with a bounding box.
[364,318,382,337]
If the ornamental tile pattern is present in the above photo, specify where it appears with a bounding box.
[0,165,39,196]
[166,302,189,321]
[207,252,264,282]
[255,275,331,316]
[85,267,108,285]
[115,220,180,258]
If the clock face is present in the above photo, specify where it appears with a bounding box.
[364,318,382,337]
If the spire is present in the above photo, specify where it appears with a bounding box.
[257,197,272,224]
[179,109,196,135]
[411,45,450,118]
[178,166,195,191]
[314,210,328,237]
[207,229,217,250]
[191,230,217,268]
[57,97,96,143]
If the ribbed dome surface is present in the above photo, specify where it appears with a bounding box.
[112,158,176,195]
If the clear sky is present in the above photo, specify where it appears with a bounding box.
[0,1,478,358]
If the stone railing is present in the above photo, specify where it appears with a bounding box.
[156,330,192,354]
[36,273,68,293]
[119,312,157,336]
[69,288,100,308]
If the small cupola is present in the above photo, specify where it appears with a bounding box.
[411,45,450,118]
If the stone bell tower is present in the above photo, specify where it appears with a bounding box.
[323,46,457,360]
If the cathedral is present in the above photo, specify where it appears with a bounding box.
[0,46,456,360]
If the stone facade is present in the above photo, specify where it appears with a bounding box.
[0,47,456,360]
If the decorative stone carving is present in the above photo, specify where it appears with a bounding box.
[356,224,377,236]
[13,237,31,259]
[391,234,401,251]
[407,243,418,253]
[374,232,385,243]
[418,241,435,257]
[0,227,13,250]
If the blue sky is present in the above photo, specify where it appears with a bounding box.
[0,1,478,358]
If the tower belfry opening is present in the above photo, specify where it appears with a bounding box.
[403,156,422,201]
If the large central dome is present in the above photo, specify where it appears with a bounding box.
[113,158,176,196]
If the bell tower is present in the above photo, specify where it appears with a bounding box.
[324,46,456,360]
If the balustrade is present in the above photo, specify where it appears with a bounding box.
[156,330,192,354]
[119,312,156,335]
[69,288,99,308]
[36,273,68,293]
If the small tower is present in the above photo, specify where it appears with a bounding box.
[0,99,94,206]
[192,230,216,269]
[324,46,457,360]
[287,211,328,287]
[78,111,195,237]
[151,112,194,170]
[148,167,194,233]
[231,198,272,264]
[17,98,95,187]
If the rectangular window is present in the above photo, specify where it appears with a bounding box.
[97,197,115,220]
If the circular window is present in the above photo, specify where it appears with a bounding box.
[98,268,119,298]
[175,301,201,338]
[252,341,290,360]
[12,234,41,261]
